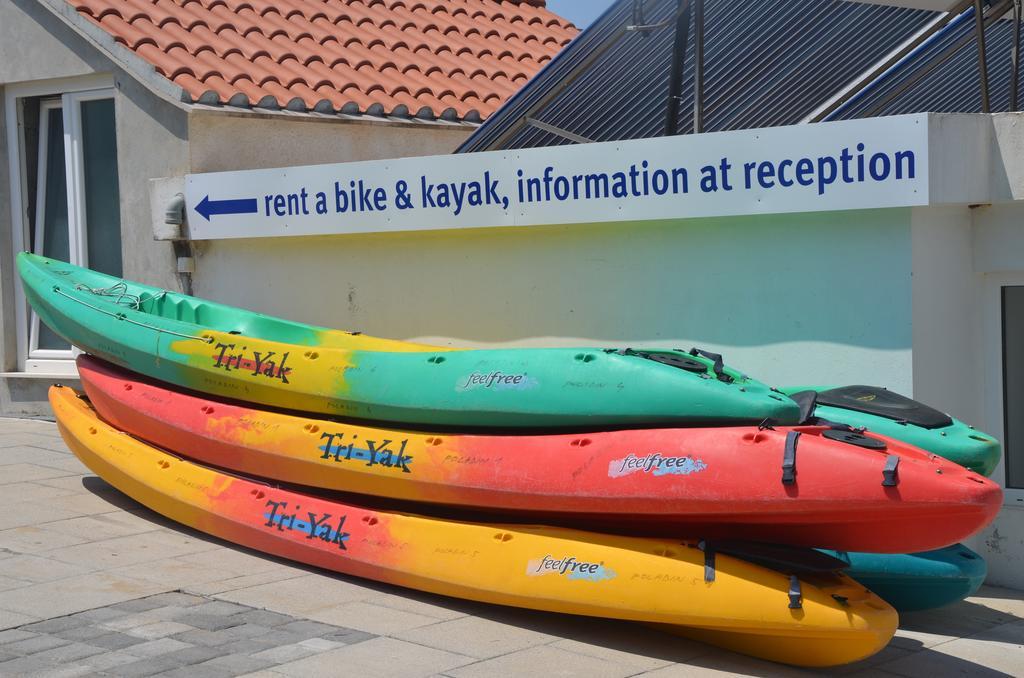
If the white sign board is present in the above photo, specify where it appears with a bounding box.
[184,114,929,240]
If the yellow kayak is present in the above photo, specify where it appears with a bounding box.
[51,386,896,667]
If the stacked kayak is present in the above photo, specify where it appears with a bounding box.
[77,355,1000,554]
[22,253,1005,667]
[52,386,896,668]
[18,252,797,428]
[820,544,987,612]
[785,385,1001,476]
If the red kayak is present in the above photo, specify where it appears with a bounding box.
[77,355,1002,553]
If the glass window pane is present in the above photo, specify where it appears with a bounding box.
[40,107,69,261]
[37,106,71,351]
[80,98,122,277]
[22,99,41,250]
[1004,286,1024,489]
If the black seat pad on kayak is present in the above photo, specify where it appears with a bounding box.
[817,386,953,430]
[789,390,819,424]
[704,540,848,574]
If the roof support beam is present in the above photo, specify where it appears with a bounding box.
[665,0,693,136]
[973,0,992,112]
[693,0,705,133]
[1011,0,1021,110]
[525,117,593,144]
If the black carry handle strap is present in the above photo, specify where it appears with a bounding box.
[882,455,900,487]
[689,347,734,383]
[813,418,867,434]
[699,541,716,582]
[702,540,849,574]
[782,431,800,485]
[605,348,708,374]
[788,575,803,609]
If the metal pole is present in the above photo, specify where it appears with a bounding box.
[693,0,705,133]
[525,117,593,144]
[1012,0,1022,110]
[974,0,991,112]
[665,0,692,136]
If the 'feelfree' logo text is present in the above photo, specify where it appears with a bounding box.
[526,555,616,582]
[457,371,537,391]
[608,453,708,478]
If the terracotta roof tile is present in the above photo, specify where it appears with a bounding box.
[70,0,575,121]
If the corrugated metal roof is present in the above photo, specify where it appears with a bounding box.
[829,5,1021,117]
[458,0,1021,152]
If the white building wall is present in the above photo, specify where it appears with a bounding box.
[910,205,984,420]
[967,202,1024,590]
[909,198,1024,591]
[193,208,914,392]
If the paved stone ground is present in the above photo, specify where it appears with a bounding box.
[0,415,1022,677]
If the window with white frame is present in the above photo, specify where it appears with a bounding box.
[5,77,123,374]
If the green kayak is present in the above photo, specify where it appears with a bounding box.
[19,253,798,428]
[821,544,986,612]
[784,385,1001,476]
[695,541,984,613]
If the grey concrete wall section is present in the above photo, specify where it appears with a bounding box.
[0,79,53,418]
[113,77,188,289]
[973,203,1024,274]
[990,114,1024,203]
[0,0,103,83]
[0,86,17,374]
[186,112,473,173]
[0,0,96,396]
[0,0,189,289]
[928,113,1024,205]
[0,89,53,418]
[2,376,81,419]
[975,505,1024,589]
[0,0,188,416]
[928,114,994,206]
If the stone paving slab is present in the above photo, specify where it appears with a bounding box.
[304,599,447,634]
[271,636,475,677]
[0,591,377,677]
[183,571,309,598]
[395,615,556,659]
[446,643,641,678]
[0,415,1022,677]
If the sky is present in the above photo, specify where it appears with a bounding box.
[546,0,616,29]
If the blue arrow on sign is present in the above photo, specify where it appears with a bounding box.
[195,195,258,221]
